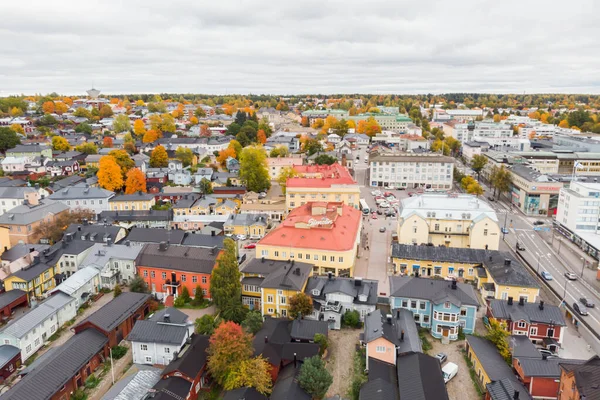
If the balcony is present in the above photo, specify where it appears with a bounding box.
[165,280,181,287]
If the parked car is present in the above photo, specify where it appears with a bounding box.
[564,272,578,281]
[386,212,396,217]
[574,302,589,316]
[580,297,595,308]
[379,227,386,233]
[516,242,525,251]
[539,349,557,357]
[435,353,447,364]
[236,234,247,241]
[487,196,495,202]
[501,227,509,234]
[376,209,383,215]
[442,362,458,384]
[379,202,390,208]
[371,213,378,220]
[243,243,256,249]
[533,220,545,226]
[541,271,553,281]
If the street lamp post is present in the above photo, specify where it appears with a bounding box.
[503,212,508,239]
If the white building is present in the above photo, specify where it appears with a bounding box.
[0,292,76,361]
[127,307,194,366]
[368,152,454,190]
[557,181,600,234]
[0,187,40,216]
[50,266,100,308]
[80,242,143,288]
[443,121,513,143]
[48,185,115,214]
[433,109,483,121]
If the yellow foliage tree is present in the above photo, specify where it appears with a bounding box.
[9,124,24,135]
[135,99,145,107]
[540,114,549,123]
[528,111,541,120]
[42,101,55,114]
[558,120,570,128]
[311,118,324,129]
[346,119,356,129]
[493,114,501,123]
[142,129,160,143]
[150,145,169,168]
[321,115,339,134]
[190,116,199,125]
[124,168,147,194]
[133,119,146,137]
[9,107,23,117]
[222,356,272,394]
[52,136,71,151]
[98,156,124,191]
[357,117,382,137]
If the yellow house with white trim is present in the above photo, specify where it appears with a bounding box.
[109,192,156,211]
[4,260,56,302]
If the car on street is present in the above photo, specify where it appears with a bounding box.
[533,220,545,226]
[580,297,595,308]
[371,213,377,220]
[541,271,553,280]
[376,209,383,215]
[386,212,396,217]
[236,234,247,241]
[379,227,386,233]
[574,302,589,316]
[243,243,256,249]
[564,272,578,281]
[487,196,495,202]
[435,353,447,364]
[516,242,525,251]
[379,202,389,208]
[501,227,509,234]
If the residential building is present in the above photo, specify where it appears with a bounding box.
[265,135,300,152]
[0,244,49,281]
[45,159,80,177]
[433,109,483,121]
[0,290,28,317]
[240,190,287,222]
[0,186,39,216]
[465,335,532,400]
[6,144,52,159]
[269,363,312,400]
[488,298,566,348]
[64,222,127,244]
[1,156,33,173]
[4,258,57,302]
[558,356,600,400]
[80,242,143,288]
[285,164,360,211]
[368,152,454,190]
[0,345,21,383]
[443,121,513,143]
[109,192,156,211]
[52,238,95,278]
[256,202,361,276]
[241,258,312,318]
[135,242,221,301]
[73,292,151,347]
[397,352,449,400]
[224,213,269,239]
[97,209,172,229]
[267,156,304,180]
[304,275,378,329]
[359,358,399,400]
[509,165,563,216]
[389,277,479,341]
[48,185,114,214]
[397,194,500,250]
[100,365,162,400]
[181,232,225,248]
[462,141,490,163]
[348,113,412,132]
[123,227,186,247]
[50,266,100,308]
[0,199,70,246]
[127,307,194,366]
[0,292,76,360]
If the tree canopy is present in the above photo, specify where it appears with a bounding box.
[239,147,270,193]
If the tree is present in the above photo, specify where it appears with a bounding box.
[490,165,512,199]
[0,128,21,154]
[257,129,267,144]
[33,209,94,244]
[301,116,310,127]
[269,146,289,158]
[175,147,194,167]
[229,140,242,157]
[242,310,263,334]
[159,113,176,133]
[9,107,23,117]
[298,356,333,400]
[150,145,168,168]
[239,147,271,192]
[142,129,160,143]
[191,284,205,306]
[103,137,114,148]
[236,131,250,147]
[9,124,24,135]
[226,122,241,136]
[114,285,122,297]
[52,136,71,151]
[461,176,483,196]
[343,310,361,328]
[42,101,55,114]
[289,293,313,319]
[195,314,217,335]
[304,138,323,156]
[199,124,211,137]
[210,239,244,321]
[558,119,570,128]
[199,178,213,194]
[207,321,253,385]
[223,356,273,395]
[74,107,92,119]
[98,156,124,191]
[470,154,488,181]
[75,123,92,134]
[75,142,98,154]
[99,105,113,118]
[113,114,131,133]
[130,276,150,293]
[486,319,511,363]
[493,114,502,123]
[217,148,237,166]
[234,111,247,126]
[180,286,191,304]
[277,167,299,195]
[356,117,382,137]
[108,149,134,175]
[314,333,328,356]
[314,154,337,165]
[568,109,592,129]
[125,168,147,194]
[431,139,450,156]
[133,119,146,137]
[194,107,207,118]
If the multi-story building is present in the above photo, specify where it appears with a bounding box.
[509,165,563,216]
[443,121,513,143]
[267,156,303,180]
[48,185,114,214]
[558,357,600,400]
[285,163,360,211]
[0,187,40,216]
[136,242,220,301]
[223,213,269,239]
[557,180,600,234]
[4,258,57,302]
[348,113,412,132]
[433,109,483,122]
[6,144,52,159]
[80,242,143,288]
[389,277,479,341]
[256,202,361,276]
[397,194,500,250]
[368,152,454,190]
[109,192,156,211]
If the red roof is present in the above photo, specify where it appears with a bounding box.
[257,202,361,251]
[287,163,357,188]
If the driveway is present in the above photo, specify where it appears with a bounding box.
[325,329,361,398]
[178,304,215,321]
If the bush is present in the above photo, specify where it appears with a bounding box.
[342,310,361,328]
[418,328,432,353]
[111,345,128,360]
[242,310,263,334]
[113,285,122,297]
[349,347,367,400]
[85,375,100,389]
[298,356,333,399]
[180,286,191,304]
[314,333,328,356]
[191,285,204,306]
[174,296,185,308]
[129,276,150,293]
[70,389,87,400]
[458,326,465,341]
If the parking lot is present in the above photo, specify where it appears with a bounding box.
[429,337,481,400]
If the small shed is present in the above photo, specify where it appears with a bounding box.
[0,345,21,382]
[0,290,28,318]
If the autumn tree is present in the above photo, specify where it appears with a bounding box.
[470,154,488,181]
[142,129,160,143]
[558,120,569,128]
[42,101,55,114]
[490,165,512,199]
[217,148,237,167]
[311,118,324,129]
[199,178,213,194]
[228,140,242,157]
[98,156,124,191]
[356,117,382,137]
[175,147,194,167]
[223,356,272,395]
[9,124,24,135]
[113,114,131,133]
[269,146,289,158]
[33,209,95,244]
[207,322,255,387]
[73,107,92,119]
[493,114,501,123]
[239,147,270,193]
[277,167,299,195]
[199,124,211,137]
[103,137,114,148]
[54,102,69,115]
[0,128,21,154]
[298,356,333,399]
[461,176,483,196]
[194,107,207,118]
[9,107,23,117]
[150,145,168,168]
[75,142,98,154]
[301,116,309,127]
[99,105,113,118]
[486,319,511,363]
[52,136,71,151]
[125,168,147,194]
[256,129,267,144]
[289,293,313,319]
[210,239,244,322]
[133,119,146,137]
[108,149,134,176]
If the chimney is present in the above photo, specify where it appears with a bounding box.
[327,272,333,281]
[504,259,511,266]
[451,280,457,290]
[354,277,362,287]
[211,230,215,237]
[541,353,548,361]
[125,240,131,247]
[539,301,544,310]
[77,226,82,231]
[159,241,168,251]
[386,314,392,324]
[33,255,40,265]
[295,267,300,275]
[508,297,513,305]
[164,314,170,323]
[519,297,525,306]
[401,330,405,341]
[264,336,268,343]
[106,237,112,247]
[293,353,297,368]
[513,390,519,400]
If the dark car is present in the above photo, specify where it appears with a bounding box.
[574,302,589,316]
[516,242,525,251]
[487,196,495,202]
[377,209,383,215]
[533,220,545,226]
[580,297,595,308]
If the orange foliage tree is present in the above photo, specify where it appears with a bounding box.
[142,129,160,143]
[124,168,147,194]
[98,156,124,191]
[257,129,267,144]
[357,117,382,137]
[42,101,55,114]
[200,125,211,137]
[54,102,69,115]
[217,148,236,166]
[300,116,309,127]
[558,120,570,128]
[133,119,146,137]
[103,137,114,148]
[190,116,199,125]
[150,145,169,168]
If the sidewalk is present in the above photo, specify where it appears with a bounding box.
[88,345,133,400]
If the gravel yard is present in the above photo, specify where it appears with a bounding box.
[325,328,361,398]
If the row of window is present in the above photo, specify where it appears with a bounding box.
[265,295,287,304]
[265,308,288,317]
[142,270,207,284]
[66,199,104,206]
[262,250,344,263]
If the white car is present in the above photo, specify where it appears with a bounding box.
[371,190,381,196]
[236,234,247,241]
[379,202,390,208]
[442,362,458,384]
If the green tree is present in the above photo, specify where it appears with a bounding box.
[73,107,92,118]
[75,122,92,134]
[239,147,271,192]
[486,319,511,363]
[210,239,243,321]
[490,165,512,199]
[229,140,242,158]
[199,178,213,194]
[314,333,328,356]
[195,314,217,335]
[242,310,263,334]
[180,286,191,304]
[236,131,250,147]
[567,109,592,129]
[305,139,323,156]
[227,122,241,136]
[288,293,313,319]
[0,127,21,154]
[175,147,194,167]
[129,276,150,293]
[194,107,207,118]
[314,154,337,165]
[113,114,131,133]
[470,154,488,181]
[343,310,361,328]
[113,285,122,297]
[270,146,289,158]
[191,284,205,306]
[277,167,299,195]
[298,356,333,399]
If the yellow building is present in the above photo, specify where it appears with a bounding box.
[285,164,360,211]
[109,192,156,211]
[224,213,269,239]
[4,260,56,301]
[256,202,362,277]
[391,244,540,302]
[240,258,312,318]
[397,193,500,250]
[214,200,237,215]
[0,226,10,257]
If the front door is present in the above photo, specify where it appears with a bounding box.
[547,328,555,338]
[443,328,449,337]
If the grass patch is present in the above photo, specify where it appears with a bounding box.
[348,347,367,400]
[462,349,484,397]
[175,300,211,310]
[85,375,100,389]
[48,327,65,342]
[24,353,38,366]
[418,328,433,353]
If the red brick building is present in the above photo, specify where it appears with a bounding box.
[135,242,221,301]
[513,354,585,399]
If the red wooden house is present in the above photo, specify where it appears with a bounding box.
[0,345,21,383]
[0,290,28,318]
[514,354,585,399]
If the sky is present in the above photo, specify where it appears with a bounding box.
[1,0,599,96]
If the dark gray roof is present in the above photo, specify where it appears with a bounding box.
[466,336,531,399]
[49,175,86,191]
[389,276,479,307]
[509,335,542,359]
[0,178,27,187]
[290,319,328,341]
[486,378,519,400]
[10,261,53,282]
[1,244,50,262]
[242,276,264,286]
[75,292,150,332]
[0,200,69,225]
[0,345,20,368]
[150,376,192,400]
[110,192,155,202]
[243,258,312,291]
[304,276,378,306]
[124,228,186,245]
[483,252,539,289]
[360,358,398,400]
[560,356,600,399]
[64,223,124,243]
[0,290,27,310]
[489,299,566,326]
[181,233,225,249]
[136,244,220,274]
[162,334,209,378]
[517,357,585,378]
[99,209,172,222]
[253,318,320,366]
[396,352,448,400]
[270,364,310,400]
[223,387,267,400]
[0,186,36,199]
[4,328,108,400]
[127,308,190,345]
[363,309,421,354]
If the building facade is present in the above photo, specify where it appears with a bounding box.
[368,152,455,190]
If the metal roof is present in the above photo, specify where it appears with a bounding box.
[396,352,449,400]
[135,243,220,274]
[0,200,69,226]
[127,308,190,345]
[0,290,27,310]
[123,228,186,245]
[75,292,150,332]
[50,267,99,297]
[389,276,479,307]
[489,299,566,326]
[162,334,209,378]
[0,345,20,368]
[290,319,328,341]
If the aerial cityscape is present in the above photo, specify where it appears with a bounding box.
[1,2,600,400]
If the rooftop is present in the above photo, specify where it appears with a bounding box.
[560,356,600,399]
[123,227,186,245]
[389,276,479,307]
[286,163,357,188]
[0,200,69,226]
[74,292,150,333]
[48,185,114,200]
[242,258,312,291]
[489,299,566,326]
[109,192,155,202]
[397,352,449,400]
[127,307,191,345]
[399,193,498,223]
[135,243,221,274]
[50,267,99,297]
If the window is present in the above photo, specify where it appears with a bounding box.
[261,250,268,257]
[3,340,8,345]
[298,253,302,259]
[322,255,326,261]
[330,256,335,262]
[338,257,343,263]
[376,346,386,353]
[419,301,426,310]
[143,270,148,277]
[483,229,488,236]
[401,299,408,308]
[141,344,148,351]
[274,251,279,257]
[267,295,274,303]
[517,321,526,328]
[468,268,474,276]
[202,289,207,296]
[423,315,430,324]
[25,345,31,353]
[413,227,417,234]
[181,274,186,282]
[164,347,170,353]
[202,276,207,284]
[151,271,155,278]
[192,276,198,283]
[530,327,538,336]
[280,296,286,304]
[145,356,152,363]
[34,338,40,346]
[162,272,166,279]
[314,254,318,261]
[267,308,274,314]
[410,300,417,309]
[444,302,451,309]
[281,309,287,317]
[460,308,467,316]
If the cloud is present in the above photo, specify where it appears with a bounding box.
[1,0,599,95]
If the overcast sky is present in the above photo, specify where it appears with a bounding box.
[1,0,599,96]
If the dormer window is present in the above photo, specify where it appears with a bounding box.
[312,289,320,296]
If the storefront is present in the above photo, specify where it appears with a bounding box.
[509,166,563,216]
